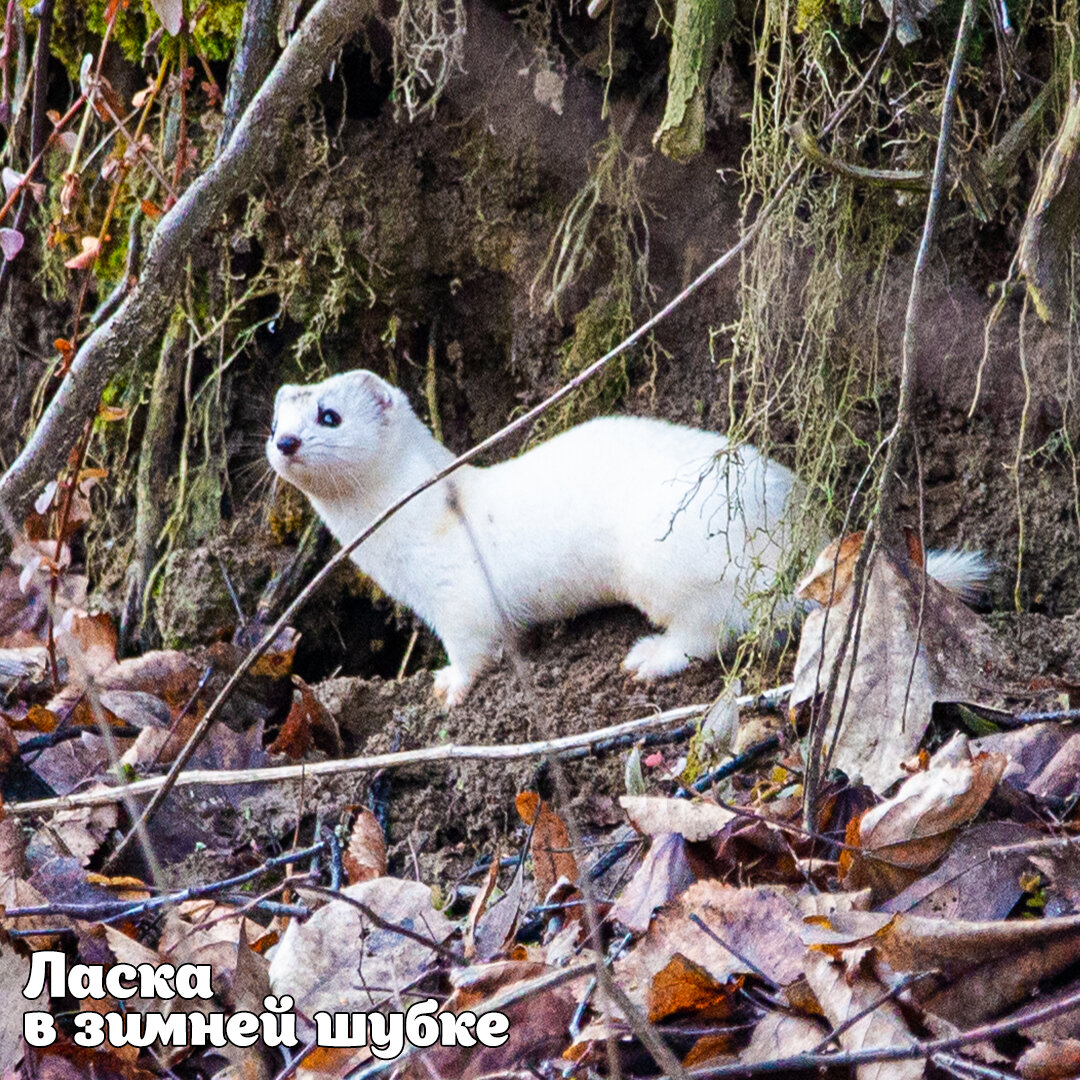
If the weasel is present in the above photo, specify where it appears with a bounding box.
[267,369,990,705]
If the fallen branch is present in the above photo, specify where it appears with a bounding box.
[7,695,792,817]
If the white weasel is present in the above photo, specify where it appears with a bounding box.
[267,369,990,705]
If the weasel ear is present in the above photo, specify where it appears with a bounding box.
[357,371,396,414]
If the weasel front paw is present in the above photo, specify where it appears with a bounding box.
[433,665,473,707]
[621,634,692,680]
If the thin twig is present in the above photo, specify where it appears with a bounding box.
[687,983,1080,1077]
[803,0,977,827]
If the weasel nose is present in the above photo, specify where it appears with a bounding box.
[276,434,302,457]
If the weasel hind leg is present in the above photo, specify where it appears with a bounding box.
[621,622,720,681]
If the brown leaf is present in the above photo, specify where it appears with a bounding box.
[516,791,579,897]
[268,877,454,1018]
[343,807,387,884]
[881,821,1039,919]
[1028,734,1080,802]
[47,802,119,866]
[268,676,340,758]
[621,794,735,840]
[609,831,696,933]
[804,910,1080,1026]
[844,752,1007,898]
[1018,1040,1080,1080]
[405,964,581,1080]
[791,545,1015,793]
[0,800,26,877]
[615,883,806,1015]
[648,953,737,1023]
[803,950,924,1080]
[464,850,501,960]
[0,714,18,770]
[742,1011,826,1064]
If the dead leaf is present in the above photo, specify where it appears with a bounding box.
[804,909,1080,1026]
[344,807,387,884]
[0,227,24,261]
[64,235,101,269]
[615,883,806,1014]
[404,962,582,1080]
[464,853,501,959]
[149,0,183,35]
[1018,1040,1080,1080]
[881,821,1039,919]
[609,831,696,933]
[46,801,119,866]
[844,752,1007,897]
[803,950,924,1080]
[516,791,579,897]
[792,545,1015,793]
[742,1010,826,1064]
[1028,734,1080,802]
[0,934,49,1075]
[648,953,737,1022]
[269,877,454,1017]
[621,794,735,841]
[269,676,341,758]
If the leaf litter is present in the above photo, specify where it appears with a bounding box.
[0,513,1079,1079]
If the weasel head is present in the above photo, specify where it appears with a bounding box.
[266,369,405,501]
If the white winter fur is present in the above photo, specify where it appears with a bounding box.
[267,370,988,705]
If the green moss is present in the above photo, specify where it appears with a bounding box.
[37,0,243,80]
[555,286,632,423]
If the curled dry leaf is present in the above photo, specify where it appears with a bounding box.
[516,791,579,897]
[803,909,1080,1025]
[1018,1039,1080,1080]
[64,235,101,270]
[343,807,387,884]
[268,676,340,758]
[791,545,1015,793]
[843,751,1008,897]
[620,794,734,841]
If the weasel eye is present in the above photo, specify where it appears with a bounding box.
[318,407,341,428]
